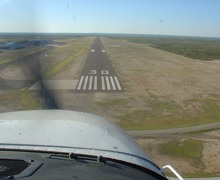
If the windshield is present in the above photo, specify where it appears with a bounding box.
[0,0,220,178]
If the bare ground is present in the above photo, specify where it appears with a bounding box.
[136,129,220,176]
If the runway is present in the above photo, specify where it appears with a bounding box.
[76,37,123,92]
[0,37,123,91]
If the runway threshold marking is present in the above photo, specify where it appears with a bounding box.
[77,76,84,90]
[88,76,93,90]
[83,76,88,90]
[76,75,122,91]
[105,76,111,90]
[110,76,116,90]
[114,76,122,91]
[94,76,97,90]
[101,76,105,90]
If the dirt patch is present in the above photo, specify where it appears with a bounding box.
[136,129,220,177]
[136,138,200,175]
[202,129,220,174]
[203,141,220,174]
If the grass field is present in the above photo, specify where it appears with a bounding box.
[138,135,220,178]
[42,38,92,79]
[0,47,49,64]
[95,94,220,130]
[96,37,220,130]
[159,139,206,177]
[159,139,203,162]
[107,35,220,60]
[42,52,82,78]
[115,94,220,130]
[20,90,44,110]
[0,90,44,112]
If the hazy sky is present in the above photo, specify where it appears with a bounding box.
[0,0,220,37]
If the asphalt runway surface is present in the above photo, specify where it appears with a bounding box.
[76,37,123,92]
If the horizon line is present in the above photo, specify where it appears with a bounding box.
[0,32,220,38]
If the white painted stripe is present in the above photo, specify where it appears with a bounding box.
[77,76,84,90]
[114,76,122,90]
[88,76,93,90]
[94,76,97,90]
[105,76,111,90]
[110,76,116,90]
[83,76,89,90]
[101,76,105,90]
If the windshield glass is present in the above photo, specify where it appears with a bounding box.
[0,0,220,178]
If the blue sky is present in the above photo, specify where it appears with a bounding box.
[0,0,220,37]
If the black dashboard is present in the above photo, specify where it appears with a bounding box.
[0,151,168,180]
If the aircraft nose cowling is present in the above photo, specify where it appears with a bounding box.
[0,110,164,176]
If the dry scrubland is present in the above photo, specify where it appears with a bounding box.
[51,37,220,177]
[137,129,220,177]
[1,36,220,177]
[100,37,220,130]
